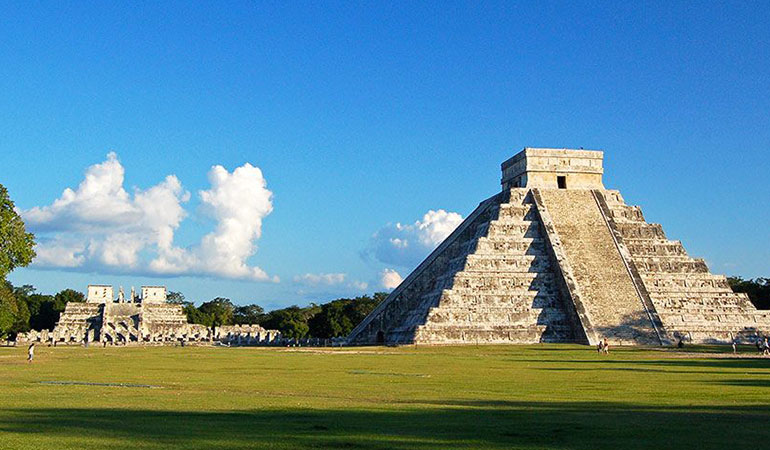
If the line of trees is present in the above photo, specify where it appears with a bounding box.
[173,292,386,339]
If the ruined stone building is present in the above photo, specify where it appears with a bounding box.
[347,148,769,346]
[19,284,281,345]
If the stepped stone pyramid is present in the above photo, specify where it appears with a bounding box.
[347,148,770,346]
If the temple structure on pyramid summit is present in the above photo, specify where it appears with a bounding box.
[347,147,770,346]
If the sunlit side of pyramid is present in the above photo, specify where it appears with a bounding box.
[347,148,770,346]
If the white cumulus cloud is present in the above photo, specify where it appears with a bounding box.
[293,272,369,292]
[23,152,276,282]
[365,209,463,268]
[293,273,347,286]
[150,163,277,281]
[32,239,86,268]
[380,268,403,290]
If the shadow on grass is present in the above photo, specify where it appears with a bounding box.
[532,358,770,371]
[2,401,770,449]
[712,379,770,388]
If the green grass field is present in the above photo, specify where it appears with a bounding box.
[1,344,769,449]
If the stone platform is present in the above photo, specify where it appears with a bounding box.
[18,284,282,346]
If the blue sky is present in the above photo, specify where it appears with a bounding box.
[1,2,768,309]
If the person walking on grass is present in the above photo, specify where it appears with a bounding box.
[763,338,769,356]
[603,338,610,355]
[27,343,35,363]
[597,339,604,354]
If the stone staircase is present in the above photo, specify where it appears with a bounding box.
[52,303,103,343]
[601,190,770,343]
[100,303,141,343]
[537,189,660,345]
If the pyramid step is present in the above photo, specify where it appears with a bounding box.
[486,221,542,238]
[645,286,734,294]
[473,238,547,254]
[448,254,552,272]
[426,307,568,325]
[613,222,666,239]
[642,272,728,282]
[651,295,756,310]
[632,257,708,274]
[440,291,560,307]
[607,205,646,222]
[660,313,770,325]
[491,203,537,219]
[413,325,574,344]
[452,272,556,289]
[624,240,687,256]
[656,299,751,309]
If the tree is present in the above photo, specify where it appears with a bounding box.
[308,294,384,338]
[54,288,85,305]
[166,291,186,304]
[308,299,353,338]
[13,284,36,298]
[28,295,58,331]
[349,293,385,326]
[233,304,265,325]
[0,184,36,280]
[183,303,212,326]
[0,280,30,339]
[0,282,18,338]
[198,297,235,327]
[260,305,314,339]
[729,277,770,310]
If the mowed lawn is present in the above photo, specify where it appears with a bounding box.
[1,344,769,449]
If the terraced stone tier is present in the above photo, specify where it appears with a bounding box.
[414,323,575,344]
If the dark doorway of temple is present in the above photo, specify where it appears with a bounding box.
[557,176,567,189]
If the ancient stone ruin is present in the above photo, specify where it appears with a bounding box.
[18,284,282,346]
[348,148,769,346]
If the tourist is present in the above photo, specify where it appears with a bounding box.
[756,337,763,354]
[27,343,35,363]
[603,338,610,354]
[597,340,604,354]
[732,339,737,354]
[763,338,769,356]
